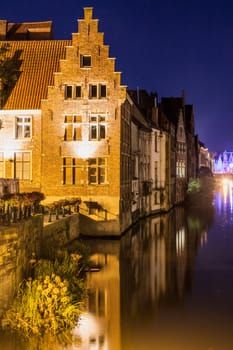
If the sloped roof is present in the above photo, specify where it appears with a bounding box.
[185,104,195,134]
[3,21,54,40]
[1,40,71,110]
[159,97,184,127]
[127,89,157,121]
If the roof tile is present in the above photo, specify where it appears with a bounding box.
[1,40,71,110]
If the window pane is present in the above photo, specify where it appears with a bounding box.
[98,158,106,165]
[14,152,30,180]
[24,125,30,138]
[23,164,30,179]
[65,115,73,123]
[15,152,23,161]
[90,125,97,139]
[16,125,23,138]
[100,84,106,98]
[66,167,73,184]
[76,115,82,123]
[89,168,97,183]
[75,86,81,98]
[90,85,97,98]
[66,86,72,98]
[75,126,82,140]
[100,125,106,139]
[88,159,96,166]
[0,152,4,177]
[82,55,91,67]
[16,165,22,178]
[99,115,105,122]
[99,168,105,183]
[66,125,73,141]
[16,117,31,139]
[23,152,30,161]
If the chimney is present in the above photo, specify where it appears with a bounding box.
[0,20,7,40]
[84,7,93,20]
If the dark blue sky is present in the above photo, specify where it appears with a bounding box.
[2,0,233,152]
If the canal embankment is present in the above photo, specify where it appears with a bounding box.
[0,212,79,318]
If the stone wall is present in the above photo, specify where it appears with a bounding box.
[0,213,79,318]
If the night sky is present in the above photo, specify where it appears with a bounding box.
[2,0,233,152]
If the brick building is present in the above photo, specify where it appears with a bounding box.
[0,8,199,235]
[0,8,134,235]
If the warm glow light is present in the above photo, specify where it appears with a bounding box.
[176,227,185,255]
[222,178,232,187]
[72,313,108,349]
[75,142,96,159]
[64,141,106,159]
[2,140,24,159]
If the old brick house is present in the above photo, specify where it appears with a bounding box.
[0,8,138,235]
[0,8,199,235]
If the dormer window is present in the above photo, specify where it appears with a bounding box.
[80,55,92,67]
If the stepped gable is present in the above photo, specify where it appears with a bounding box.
[127,89,157,121]
[159,97,184,129]
[1,40,71,109]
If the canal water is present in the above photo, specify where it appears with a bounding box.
[1,184,233,349]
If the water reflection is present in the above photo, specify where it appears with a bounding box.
[4,186,233,349]
[79,203,215,350]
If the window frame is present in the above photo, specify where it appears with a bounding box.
[0,152,4,178]
[15,116,32,139]
[64,85,82,99]
[88,157,107,185]
[89,114,106,141]
[64,115,82,141]
[80,55,92,68]
[62,157,85,185]
[14,151,31,180]
[89,83,107,99]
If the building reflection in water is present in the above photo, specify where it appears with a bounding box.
[73,240,121,350]
[79,204,214,350]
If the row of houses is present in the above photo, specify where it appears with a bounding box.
[0,7,213,235]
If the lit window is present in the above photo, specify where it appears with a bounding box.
[14,152,30,180]
[154,133,158,152]
[63,157,85,185]
[88,157,107,184]
[176,161,185,178]
[154,192,158,205]
[64,115,82,141]
[65,85,82,99]
[154,161,158,185]
[80,55,92,67]
[16,117,31,139]
[0,152,4,177]
[89,115,106,140]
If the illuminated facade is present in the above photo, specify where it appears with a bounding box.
[0,8,199,235]
[214,151,233,174]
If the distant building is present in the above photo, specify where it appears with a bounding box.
[214,151,233,174]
